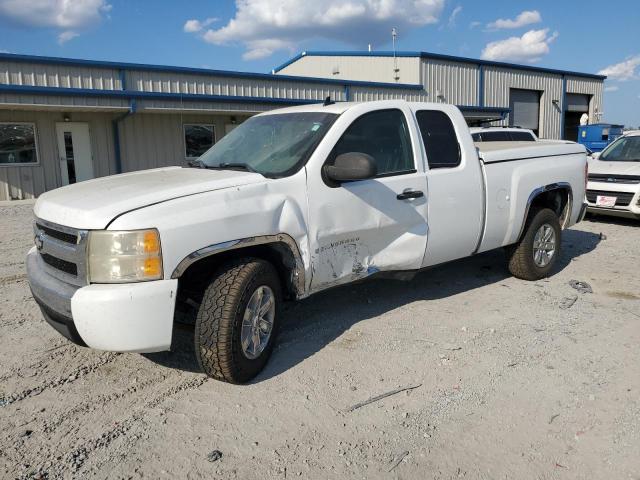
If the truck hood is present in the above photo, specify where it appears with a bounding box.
[588,159,640,176]
[34,167,266,229]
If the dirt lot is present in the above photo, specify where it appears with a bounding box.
[1,202,639,480]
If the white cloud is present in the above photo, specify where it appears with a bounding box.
[183,17,218,33]
[486,10,541,30]
[481,28,558,63]
[447,6,462,28]
[190,0,446,60]
[604,85,619,92]
[469,21,481,29]
[58,30,80,44]
[598,55,640,81]
[0,0,111,43]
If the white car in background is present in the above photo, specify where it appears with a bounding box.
[587,130,640,219]
[470,126,538,142]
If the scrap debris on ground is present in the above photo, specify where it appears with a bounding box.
[0,204,639,479]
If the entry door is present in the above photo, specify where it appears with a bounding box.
[55,122,94,185]
[306,108,429,292]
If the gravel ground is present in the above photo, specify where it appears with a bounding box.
[1,203,639,480]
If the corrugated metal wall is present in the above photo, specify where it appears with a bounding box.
[117,112,243,172]
[483,67,564,139]
[127,70,348,102]
[420,59,479,106]
[566,76,603,121]
[0,60,122,90]
[276,55,421,84]
[0,110,117,201]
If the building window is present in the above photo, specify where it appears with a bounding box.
[184,124,215,159]
[0,123,38,165]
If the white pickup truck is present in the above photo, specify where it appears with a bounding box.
[27,100,588,383]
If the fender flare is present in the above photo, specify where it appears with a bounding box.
[517,182,573,240]
[170,233,307,299]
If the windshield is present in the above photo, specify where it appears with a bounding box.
[197,112,338,177]
[599,135,640,162]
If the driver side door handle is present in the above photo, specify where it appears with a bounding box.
[396,190,424,200]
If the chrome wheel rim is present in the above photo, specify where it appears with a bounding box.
[240,285,275,359]
[532,224,556,267]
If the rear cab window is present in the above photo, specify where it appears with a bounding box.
[415,110,461,169]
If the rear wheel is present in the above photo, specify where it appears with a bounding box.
[506,208,561,281]
[194,258,282,383]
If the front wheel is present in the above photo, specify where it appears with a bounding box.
[506,208,561,281]
[194,258,282,383]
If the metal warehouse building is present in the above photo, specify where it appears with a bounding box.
[0,51,604,201]
[274,51,606,141]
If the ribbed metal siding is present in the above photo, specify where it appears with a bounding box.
[126,70,347,102]
[276,55,421,84]
[0,92,129,110]
[0,60,121,90]
[0,110,117,201]
[483,67,563,139]
[350,86,429,102]
[117,112,243,172]
[420,59,478,105]
[566,76,603,122]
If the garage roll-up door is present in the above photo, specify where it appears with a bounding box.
[565,93,590,112]
[509,89,540,131]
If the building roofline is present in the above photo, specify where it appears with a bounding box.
[0,52,424,90]
[272,51,607,80]
[0,83,509,115]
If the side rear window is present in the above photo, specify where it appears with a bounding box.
[509,131,536,141]
[415,110,460,169]
[329,109,414,176]
[481,131,512,141]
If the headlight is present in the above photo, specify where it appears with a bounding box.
[88,229,163,283]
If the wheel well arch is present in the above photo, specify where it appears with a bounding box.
[172,235,306,304]
[518,183,572,240]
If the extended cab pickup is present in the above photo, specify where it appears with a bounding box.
[27,100,588,383]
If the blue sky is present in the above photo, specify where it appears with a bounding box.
[0,0,638,126]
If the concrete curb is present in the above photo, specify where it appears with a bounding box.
[0,199,36,207]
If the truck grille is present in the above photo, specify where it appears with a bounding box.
[40,253,78,276]
[588,174,640,185]
[33,219,88,286]
[586,190,635,206]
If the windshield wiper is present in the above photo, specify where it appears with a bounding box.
[187,159,208,168]
[214,162,259,173]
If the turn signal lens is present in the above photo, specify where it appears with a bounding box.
[88,229,163,283]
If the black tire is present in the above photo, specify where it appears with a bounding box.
[506,208,561,281]
[194,258,282,384]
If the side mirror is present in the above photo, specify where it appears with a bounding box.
[590,151,600,159]
[323,152,377,183]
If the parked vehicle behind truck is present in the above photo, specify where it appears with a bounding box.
[586,130,640,219]
[27,100,588,383]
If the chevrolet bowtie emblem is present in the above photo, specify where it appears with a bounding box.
[34,232,44,251]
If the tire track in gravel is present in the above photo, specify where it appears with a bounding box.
[0,273,28,285]
[17,375,209,479]
[0,353,120,407]
[42,373,170,434]
[0,344,74,383]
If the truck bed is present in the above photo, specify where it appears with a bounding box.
[475,141,585,164]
